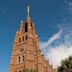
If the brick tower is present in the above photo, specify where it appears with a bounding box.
[9,1,55,72]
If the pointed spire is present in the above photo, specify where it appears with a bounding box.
[19,20,24,34]
[27,0,30,19]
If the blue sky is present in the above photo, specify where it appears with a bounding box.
[0,0,72,72]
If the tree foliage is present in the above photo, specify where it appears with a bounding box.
[22,68,37,72]
[57,56,72,72]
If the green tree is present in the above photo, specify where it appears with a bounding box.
[22,68,37,72]
[57,56,72,72]
[22,68,29,72]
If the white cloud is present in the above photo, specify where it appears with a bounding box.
[47,30,62,45]
[39,25,72,69]
[64,0,72,14]
[47,45,72,68]
[39,30,62,49]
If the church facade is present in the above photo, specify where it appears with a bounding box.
[9,1,55,72]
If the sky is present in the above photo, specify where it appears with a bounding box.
[0,0,72,72]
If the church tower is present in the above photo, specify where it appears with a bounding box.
[9,1,55,72]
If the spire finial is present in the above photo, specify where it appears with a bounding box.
[27,0,30,18]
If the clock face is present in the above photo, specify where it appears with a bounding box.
[20,48,24,53]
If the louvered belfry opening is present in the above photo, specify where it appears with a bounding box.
[25,22,28,32]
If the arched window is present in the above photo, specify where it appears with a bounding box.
[46,66,47,72]
[19,56,21,63]
[19,38,21,42]
[32,39,34,45]
[25,23,28,32]
[23,55,24,62]
[19,70,21,72]
[26,35,28,40]
[22,36,24,41]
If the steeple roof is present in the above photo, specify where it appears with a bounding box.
[27,0,30,19]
